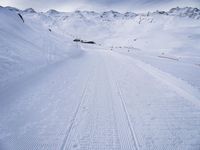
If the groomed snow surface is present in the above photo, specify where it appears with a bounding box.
[0,6,200,150]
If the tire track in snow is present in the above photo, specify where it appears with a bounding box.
[115,82,140,150]
[90,54,121,149]
[59,67,95,150]
[103,51,140,150]
[60,51,140,149]
[63,64,99,150]
[61,52,121,149]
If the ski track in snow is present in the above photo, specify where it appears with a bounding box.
[0,48,200,150]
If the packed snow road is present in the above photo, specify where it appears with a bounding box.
[0,48,200,150]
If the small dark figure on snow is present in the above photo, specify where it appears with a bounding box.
[18,13,24,23]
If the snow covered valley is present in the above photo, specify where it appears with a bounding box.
[0,6,200,150]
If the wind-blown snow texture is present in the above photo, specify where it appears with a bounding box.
[0,6,200,150]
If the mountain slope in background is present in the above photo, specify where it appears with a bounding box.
[1,6,199,88]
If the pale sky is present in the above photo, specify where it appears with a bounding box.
[0,0,199,12]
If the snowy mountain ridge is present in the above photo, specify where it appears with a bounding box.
[1,6,200,19]
[168,7,200,19]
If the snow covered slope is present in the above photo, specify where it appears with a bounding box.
[0,7,81,88]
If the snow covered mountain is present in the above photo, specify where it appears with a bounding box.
[168,7,200,19]
[0,5,200,86]
[0,6,200,150]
